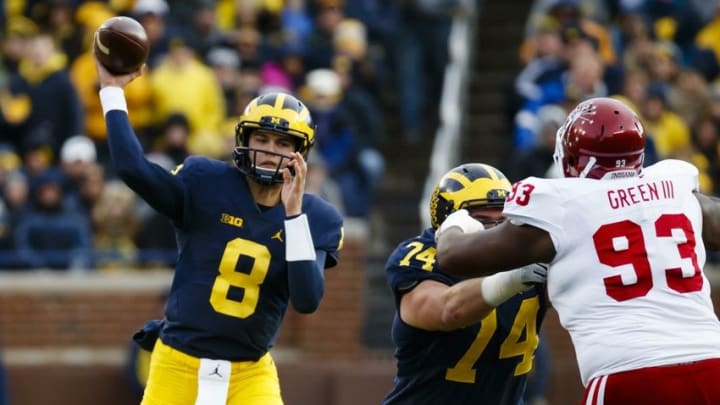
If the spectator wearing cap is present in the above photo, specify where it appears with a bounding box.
[59,135,97,202]
[14,169,92,270]
[152,113,191,166]
[302,68,384,218]
[132,0,172,68]
[20,127,55,188]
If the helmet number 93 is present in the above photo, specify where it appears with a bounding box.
[210,238,271,318]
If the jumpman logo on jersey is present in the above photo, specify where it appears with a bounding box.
[271,230,283,242]
[208,364,223,378]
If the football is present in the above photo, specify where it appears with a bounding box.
[93,16,149,74]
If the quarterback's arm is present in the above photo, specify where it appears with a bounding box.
[100,87,185,221]
[437,220,555,277]
[95,56,185,221]
[696,192,720,251]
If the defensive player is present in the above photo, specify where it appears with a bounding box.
[436,97,720,404]
[383,163,548,404]
[94,55,343,405]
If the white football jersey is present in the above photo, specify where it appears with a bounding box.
[504,159,720,386]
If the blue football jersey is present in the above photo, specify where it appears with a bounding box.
[105,109,343,361]
[155,157,343,360]
[383,228,547,405]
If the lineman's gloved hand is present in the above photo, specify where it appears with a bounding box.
[519,263,548,285]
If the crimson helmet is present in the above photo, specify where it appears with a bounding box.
[553,97,646,179]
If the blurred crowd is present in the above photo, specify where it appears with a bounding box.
[508,0,720,196]
[0,0,457,271]
[507,0,720,264]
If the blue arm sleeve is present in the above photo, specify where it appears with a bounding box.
[106,110,185,224]
[287,250,327,313]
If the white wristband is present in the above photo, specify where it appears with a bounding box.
[480,268,532,307]
[285,214,316,262]
[99,86,128,115]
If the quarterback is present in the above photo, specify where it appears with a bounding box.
[94,54,343,404]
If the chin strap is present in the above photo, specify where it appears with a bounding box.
[578,156,597,178]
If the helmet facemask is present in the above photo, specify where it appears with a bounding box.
[231,92,315,184]
[233,145,295,185]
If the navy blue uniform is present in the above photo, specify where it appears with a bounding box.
[383,228,546,405]
[106,110,343,361]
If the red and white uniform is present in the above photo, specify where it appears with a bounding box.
[504,159,720,387]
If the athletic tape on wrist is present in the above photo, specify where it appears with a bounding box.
[285,214,316,261]
[480,268,531,307]
[99,86,128,115]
